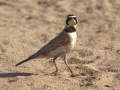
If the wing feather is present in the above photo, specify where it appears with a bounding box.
[36,31,69,54]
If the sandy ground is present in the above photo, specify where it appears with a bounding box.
[0,0,120,90]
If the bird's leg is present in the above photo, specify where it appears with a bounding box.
[52,52,64,76]
[52,57,58,75]
[63,54,74,77]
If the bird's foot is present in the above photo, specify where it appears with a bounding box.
[50,70,59,76]
[70,71,75,77]
[70,73,75,77]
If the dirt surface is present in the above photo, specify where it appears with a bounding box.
[0,0,120,90]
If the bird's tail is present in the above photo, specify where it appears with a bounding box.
[15,58,31,66]
[15,52,41,66]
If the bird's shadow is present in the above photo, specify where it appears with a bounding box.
[0,72,34,78]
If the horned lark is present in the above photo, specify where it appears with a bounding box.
[16,14,78,76]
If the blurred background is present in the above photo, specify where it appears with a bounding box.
[0,0,120,90]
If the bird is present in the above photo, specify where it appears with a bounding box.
[15,14,78,76]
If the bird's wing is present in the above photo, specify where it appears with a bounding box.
[37,31,69,54]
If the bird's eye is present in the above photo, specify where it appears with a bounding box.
[73,17,76,19]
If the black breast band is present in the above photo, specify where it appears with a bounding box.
[64,27,76,33]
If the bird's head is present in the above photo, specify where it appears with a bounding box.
[66,14,77,26]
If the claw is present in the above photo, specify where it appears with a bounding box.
[70,73,75,77]
[50,70,58,76]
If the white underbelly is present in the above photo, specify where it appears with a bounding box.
[49,46,68,56]
[68,32,77,49]
[50,42,76,57]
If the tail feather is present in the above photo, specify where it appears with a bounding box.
[15,58,31,66]
[15,52,41,66]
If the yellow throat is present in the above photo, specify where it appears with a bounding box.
[68,19,76,26]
